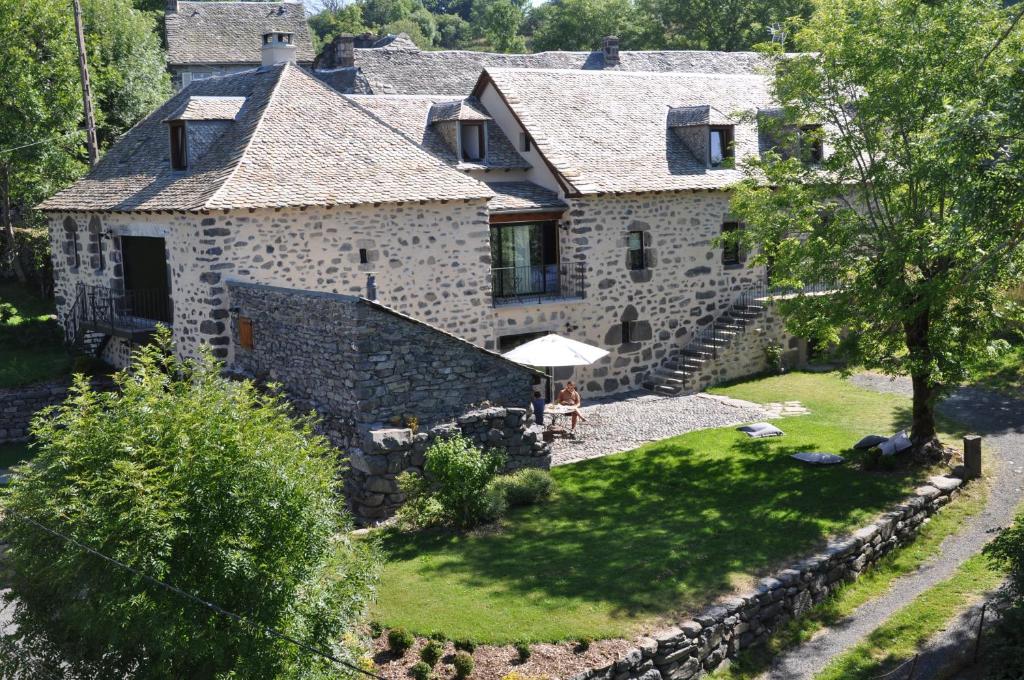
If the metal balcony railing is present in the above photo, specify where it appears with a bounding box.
[68,284,171,343]
[491,262,586,305]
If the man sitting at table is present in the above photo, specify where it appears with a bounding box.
[556,381,588,430]
[531,391,546,426]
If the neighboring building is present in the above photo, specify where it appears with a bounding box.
[41,38,815,412]
[164,0,315,89]
[313,33,772,95]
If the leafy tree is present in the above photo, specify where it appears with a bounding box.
[434,12,472,48]
[529,0,645,52]
[362,0,418,27]
[309,3,371,46]
[729,0,1024,460]
[471,0,526,52]
[381,16,434,46]
[637,0,811,51]
[423,0,473,21]
[0,332,380,678]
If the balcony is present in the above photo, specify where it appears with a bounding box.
[491,262,586,306]
[67,284,172,344]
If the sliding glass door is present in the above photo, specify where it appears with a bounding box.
[490,221,559,299]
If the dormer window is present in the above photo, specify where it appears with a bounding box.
[169,122,188,170]
[709,126,733,167]
[460,122,486,162]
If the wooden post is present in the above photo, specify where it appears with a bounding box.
[72,0,99,167]
[964,435,982,480]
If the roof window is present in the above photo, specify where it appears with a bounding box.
[460,122,486,162]
[169,122,188,170]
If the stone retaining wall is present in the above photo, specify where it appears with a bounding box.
[0,382,71,443]
[348,405,551,522]
[569,473,967,680]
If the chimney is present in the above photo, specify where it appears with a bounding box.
[261,32,297,67]
[315,33,354,69]
[602,36,620,67]
[166,0,177,12]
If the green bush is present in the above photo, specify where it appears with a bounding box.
[453,650,475,679]
[388,627,416,655]
[454,638,477,653]
[411,661,433,680]
[396,471,446,529]
[514,641,531,663]
[985,513,1024,678]
[0,330,379,679]
[575,637,592,653]
[420,639,444,666]
[489,468,555,508]
[369,621,384,638]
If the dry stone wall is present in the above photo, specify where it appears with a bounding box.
[569,473,968,680]
[349,407,550,522]
[0,383,69,443]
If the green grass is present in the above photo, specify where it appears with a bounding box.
[0,282,71,388]
[814,552,1004,680]
[373,372,941,643]
[0,442,34,468]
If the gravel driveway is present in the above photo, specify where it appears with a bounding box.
[550,391,767,466]
[763,374,1024,680]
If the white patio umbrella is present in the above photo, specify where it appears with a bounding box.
[502,333,609,367]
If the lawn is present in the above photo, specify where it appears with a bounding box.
[373,372,943,643]
[0,282,71,388]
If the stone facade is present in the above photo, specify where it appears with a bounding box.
[349,407,550,521]
[568,474,968,680]
[0,382,69,443]
[227,282,539,448]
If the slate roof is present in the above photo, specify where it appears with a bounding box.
[39,64,491,213]
[312,67,372,95]
[165,1,315,66]
[480,68,775,195]
[164,95,247,121]
[343,95,528,170]
[427,98,491,123]
[485,182,567,212]
[340,40,772,95]
[666,104,733,127]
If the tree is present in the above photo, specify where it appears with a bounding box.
[309,3,370,46]
[637,0,811,51]
[362,0,418,27]
[434,12,472,48]
[471,0,526,52]
[729,0,1024,460]
[0,332,380,678]
[529,0,645,52]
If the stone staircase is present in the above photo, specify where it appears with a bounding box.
[644,286,770,396]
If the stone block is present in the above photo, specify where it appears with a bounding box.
[914,485,941,500]
[369,428,413,451]
[928,475,962,493]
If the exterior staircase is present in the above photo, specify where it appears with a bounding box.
[644,281,771,396]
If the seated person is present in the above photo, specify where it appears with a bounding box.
[556,381,588,430]
[531,391,546,426]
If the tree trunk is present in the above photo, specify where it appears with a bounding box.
[904,308,945,464]
[0,164,28,284]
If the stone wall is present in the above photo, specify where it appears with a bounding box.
[568,474,967,680]
[227,282,540,449]
[349,406,550,521]
[0,382,70,443]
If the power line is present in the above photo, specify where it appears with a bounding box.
[5,509,386,680]
[0,128,93,156]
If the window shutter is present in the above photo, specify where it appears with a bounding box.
[238,316,254,350]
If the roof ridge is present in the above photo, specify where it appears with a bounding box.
[484,66,770,79]
[202,63,288,211]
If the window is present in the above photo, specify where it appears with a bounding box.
[359,248,368,264]
[169,122,188,170]
[709,126,734,167]
[95,232,105,272]
[460,122,485,161]
[800,125,824,164]
[621,320,636,344]
[238,316,254,350]
[721,221,741,266]
[71,230,80,269]
[519,131,532,152]
[627,231,645,270]
[490,221,559,298]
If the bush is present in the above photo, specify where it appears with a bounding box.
[369,621,384,638]
[984,513,1024,678]
[420,639,444,666]
[488,469,555,508]
[0,330,379,680]
[388,627,416,655]
[411,661,433,680]
[574,637,592,653]
[514,641,531,663]
[454,638,477,653]
[396,471,446,529]
[453,650,475,679]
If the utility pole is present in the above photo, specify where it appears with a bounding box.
[72,0,99,167]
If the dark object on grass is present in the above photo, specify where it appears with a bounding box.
[853,434,888,449]
[453,651,475,679]
[791,452,846,465]
[514,641,531,663]
[388,627,415,655]
[411,661,433,680]
[737,422,785,438]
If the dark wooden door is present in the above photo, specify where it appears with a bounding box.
[121,236,172,323]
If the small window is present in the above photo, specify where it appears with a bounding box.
[627,231,646,270]
[721,221,741,266]
[71,230,81,269]
[709,126,734,167]
[461,122,485,162]
[519,131,531,152]
[359,248,368,264]
[95,232,105,272]
[169,122,188,170]
[238,316,254,350]
[800,125,824,164]
[621,320,638,345]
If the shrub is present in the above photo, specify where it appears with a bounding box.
[428,631,447,642]
[420,639,444,666]
[369,621,384,638]
[514,641,531,663]
[574,637,592,653]
[489,469,555,508]
[0,330,379,680]
[984,513,1024,678]
[411,661,433,680]
[453,650,475,679]
[396,471,446,529]
[454,638,477,653]
[388,627,416,655]
[424,435,505,529]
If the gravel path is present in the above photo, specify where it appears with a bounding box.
[549,391,768,466]
[763,375,1024,680]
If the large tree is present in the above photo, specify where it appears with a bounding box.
[637,0,811,51]
[528,0,646,52]
[730,0,1024,460]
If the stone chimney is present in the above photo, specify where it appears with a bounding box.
[602,36,620,67]
[261,32,297,67]
[313,33,355,70]
[166,0,177,12]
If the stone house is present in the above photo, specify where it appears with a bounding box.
[40,37,815,418]
[164,0,315,90]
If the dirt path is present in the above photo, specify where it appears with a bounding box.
[762,377,1024,680]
